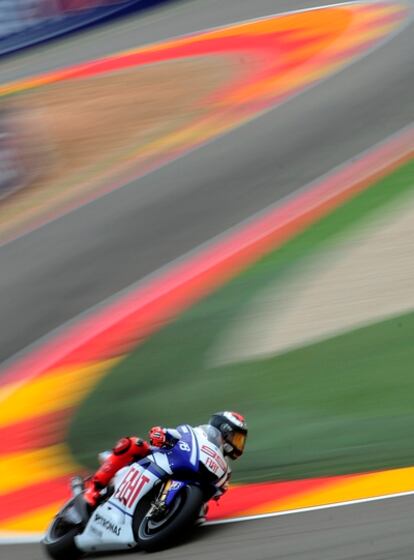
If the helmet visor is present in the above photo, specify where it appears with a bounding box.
[229,431,246,453]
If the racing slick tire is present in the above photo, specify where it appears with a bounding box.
[43,499,82,560]
[134,484,204,552]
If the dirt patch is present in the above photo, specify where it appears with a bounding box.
[0,57,235,241]
[213,189,414,364]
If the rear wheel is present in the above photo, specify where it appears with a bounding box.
[134,485,204,552]
[43,499,83,560]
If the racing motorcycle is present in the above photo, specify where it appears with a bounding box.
[43,424,229,558]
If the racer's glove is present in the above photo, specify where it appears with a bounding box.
[149,426,167,447]
[149,427,180,448]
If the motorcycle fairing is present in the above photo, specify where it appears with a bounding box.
[75,461,165,553]
[74,501,136,553]
[159,424,200,474]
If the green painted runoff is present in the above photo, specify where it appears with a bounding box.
[68,159,414,482]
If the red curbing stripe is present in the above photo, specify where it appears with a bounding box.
[61,34,279,82]
[1,126,413,389]
[0,409,71,456]
[0,476,73,523]
[207,475,357,520]
[8,8,349,87]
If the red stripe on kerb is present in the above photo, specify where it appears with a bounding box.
[0,477,72,522]
[207,475,354,519]
[0,409,71,455]
[50,34,280,83]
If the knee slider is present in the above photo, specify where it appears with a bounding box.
[112,437,132,456]
[132,437,150,456]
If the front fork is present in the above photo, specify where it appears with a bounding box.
[148,480,208,523]
[147,479,174,520]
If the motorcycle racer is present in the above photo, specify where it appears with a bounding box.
[84,411,248,509]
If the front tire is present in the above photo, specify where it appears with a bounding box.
[134,485,204,552]
[43,499,82,560]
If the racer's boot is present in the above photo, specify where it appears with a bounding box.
[195,503,209,526]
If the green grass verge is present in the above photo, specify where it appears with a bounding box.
[68,159,414,482]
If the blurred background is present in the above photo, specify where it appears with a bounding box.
[0,0,414,556]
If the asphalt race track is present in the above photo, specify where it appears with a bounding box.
[5,494,414,559]
[1,0,413,365]
[1,0,414,557]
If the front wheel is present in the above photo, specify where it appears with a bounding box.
[134,485,204,552]
[43,499,83,560]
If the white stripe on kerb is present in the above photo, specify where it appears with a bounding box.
[205,489,414,526]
